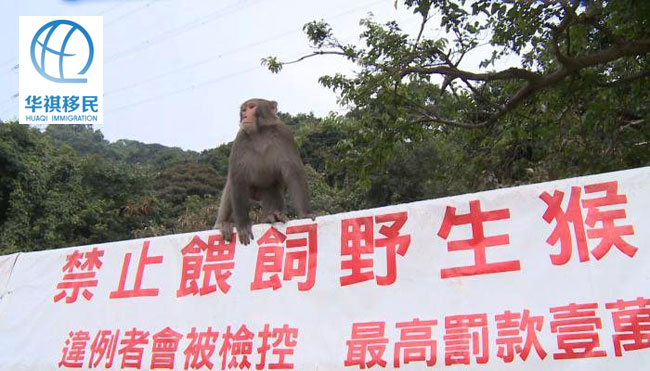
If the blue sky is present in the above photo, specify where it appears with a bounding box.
[0,0,514,151]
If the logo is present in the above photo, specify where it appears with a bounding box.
[19,16,103,125]
[30,20,94,83]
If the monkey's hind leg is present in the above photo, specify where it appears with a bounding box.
[259,184,288,223]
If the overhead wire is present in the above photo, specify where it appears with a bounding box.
[105,2,153,27]
[107,36,354,115]
[108,65,260,114]
[4,0,386,116]
[105,0,384,103]
[96,2,127,16]
[0,0,163,72]
[104,0,264,64]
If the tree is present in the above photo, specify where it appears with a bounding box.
[0,122,161,253]
[264,0,649,190]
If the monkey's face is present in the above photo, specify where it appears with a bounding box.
[239,101,258,134]
[240,101,257,125]
[239,99,278,134]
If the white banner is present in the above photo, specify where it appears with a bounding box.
[0,167,648,370]
[0,253,18,297]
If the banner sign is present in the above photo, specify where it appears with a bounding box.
[0,253,18,295]
[0,167,648,370]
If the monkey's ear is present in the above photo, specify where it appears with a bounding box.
[270,100,278,114]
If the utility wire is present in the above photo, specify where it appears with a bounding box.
[104,30,296,97]
[107,0,386,113]
[0,0,159,73]
[0,64,18,78]
[104,0,384,97]
[7,0,385,115]
[96,2,127,16]
[108,65,260,113]
[105,0,263,64]
[0,56,16,67]
[105,2,153,27]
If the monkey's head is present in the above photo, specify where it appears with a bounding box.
[239,98,278,134]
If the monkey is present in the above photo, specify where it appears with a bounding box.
[214,98,315,245]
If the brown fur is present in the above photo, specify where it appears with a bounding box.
[214,98,314,245]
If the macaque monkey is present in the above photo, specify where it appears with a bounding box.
[214,98,315,245]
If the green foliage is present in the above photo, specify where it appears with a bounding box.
[0,113,369,253]
[4,0,650,253]
[264,0,649,199]
[0,123,155,252]
[0,123,220,253]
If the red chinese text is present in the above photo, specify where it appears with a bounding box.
[59,331,91,368]
[606,296,650,357]
[437,200,520,278]
[540,181,638,265]
[184,326,219,370]
[256,324,299,370]
[394,318,438,368]
[550,302,607,359]
[345,321,389,369]
[219,325,255,369]
[444,313,489,366]
[151,327,183,369]
[88,329,119,369]
[495,309,547,362]
[54,247,104,303]
[60,324,299,370]
[118,328,150,369]
[251,224,317,292]
[110,241,163,299]
[177,234,236,297]
[340,212,411,286]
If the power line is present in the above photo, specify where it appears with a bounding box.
[104,0,384,97]
[104,30,296,97]
[96,2,127,16]
[108,65,260,113]
[108,37,354,114]
[105,2,153,28]
[7,0,386,116]
[0,2,151,75]
[106,0,387,113]
[0,93,19,121]
[0,56,16,67]
[0,64,19,78]
[105,0,264,64]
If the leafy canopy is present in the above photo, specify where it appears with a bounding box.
[263,0,649,186]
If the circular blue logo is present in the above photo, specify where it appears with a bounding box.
[30,20,94,84]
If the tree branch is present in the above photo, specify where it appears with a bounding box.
[597,70,650,87]
[281,51,351,66]
[413,113,490,129]
[404,37,650,125]
[402,65,541,81]
[415,15,431,45]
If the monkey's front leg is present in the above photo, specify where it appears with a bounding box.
[215,180,236,243]
[231,179,254,245]
[217,221,235,243]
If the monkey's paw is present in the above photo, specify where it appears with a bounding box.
[237,224,254,246]
[261,211,289,224]
[217,221,235,242]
